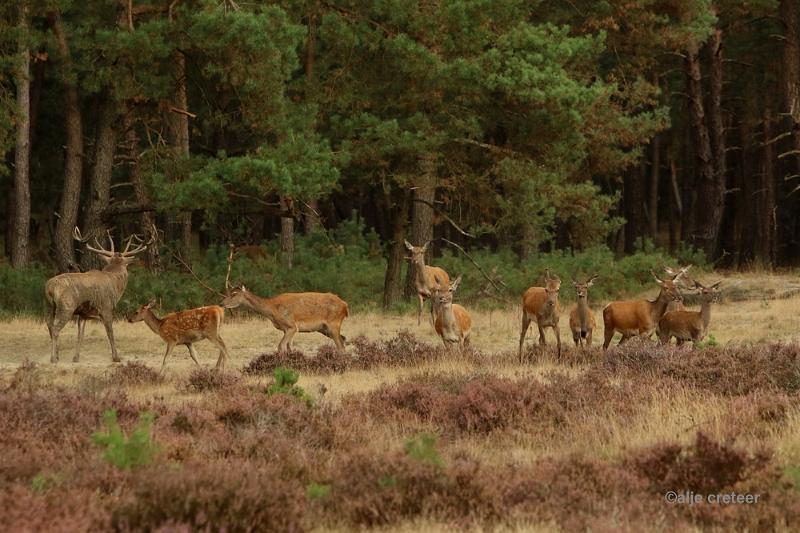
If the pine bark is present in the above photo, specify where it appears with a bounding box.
[51,12,84,273]
[781,0,800,175]
[685,43,720,259]
[648,134,660,240]
[81,96,118,270]
[383,190,410,308]
[404,153,437,298]
[11,2,31,268]
[759,108,777,266]
[280,196,294,269]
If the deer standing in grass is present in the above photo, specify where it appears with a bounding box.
[127,300,231,371]
[432,275,472,349]
[601,267,690,350]
[405,240,450,325]
[658,280,721,346]
[222,286,348,353]
[45,227,151,363]
[569,275,598,347]
[519,269,562,361]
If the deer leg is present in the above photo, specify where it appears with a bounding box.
[331,327,346,353]
[160,342,176,373]
[417,294,425,326]
[49,311,72,364]
[100,312,121,363]
[602,326,615,351]
[537,323,547,346]
[73,317,86,362]
[553,326,562,359]
[207,334,230,371]
[518,315,531,363]
[586,329,592,347]
[186,343,200,366]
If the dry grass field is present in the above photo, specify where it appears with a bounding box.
[2,272,800,531]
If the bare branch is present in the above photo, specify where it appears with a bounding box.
[441,238,511,301]
[172,250,225,298]
[412,198,474,238]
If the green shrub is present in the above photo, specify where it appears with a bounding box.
[404,433,444,467]
[306,482,332,500]
[91,410,161,469]
[267,367,314,406]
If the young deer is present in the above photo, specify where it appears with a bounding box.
[405,240,451,325]
[519,269,562,361]
[432,276,472,349]
[602,267,690,350]
[127,301,231,371]
[222,286,348,353]
[569,275,598,347]
[658,280,721,346]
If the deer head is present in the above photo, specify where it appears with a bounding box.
[572,275,598,301]
[651,269,684,302]
[694,280,722,303]
[543,269,561,309]
[127,298,157,323]
[435,275,462,307]
[222,285,249,308]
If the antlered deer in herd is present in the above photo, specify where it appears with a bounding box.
[222,286,348,353]
[602,266,690,350]
[405,240,451,325]
[519,269,562,361]
[569,275,598,347]
[45,227,152,363]
[657,280,721,346]
[431,275,472,349]
[127,300,231,371]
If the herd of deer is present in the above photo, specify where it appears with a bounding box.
[42,230,721,372]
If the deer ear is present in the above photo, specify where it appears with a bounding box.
[587,275,598,286]
[404,240,414,251]
[710,281,722,289]
[146,298,156,308]
[433,273,443,286]
[451,275,462,291]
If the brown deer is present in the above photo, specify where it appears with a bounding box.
[404,240,451,325]
[601,267,690,350]
[657,280,721,346]
[45,227,152,363]
[569,275,598,347]
[663,265,694,311]
[432,276,472,349]
[127,300,231,371]
[222,286,348,353]
[519,269,562,361]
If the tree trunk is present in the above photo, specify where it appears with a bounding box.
[11,2,31,268]
[759,108,777,266]
[125,113,160,272]
[304,199,321,234]
[781,0,800,175]
[667,156,680,252]
[51,12,83,273]
[81,96,118,270]
[167,50,192,253]
[623,163,645,254]
[648,134,660,240]
[404,153,437,298]
[520,223,537,260]
[686,43,720,259]
[383,190,410,308]
[280,196,294,269]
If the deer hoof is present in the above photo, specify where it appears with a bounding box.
[112,356,122,363]
[72,356,80,363]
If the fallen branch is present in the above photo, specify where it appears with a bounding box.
[412,198,474,238]
[171,249,225,298]
[441,238,511,302]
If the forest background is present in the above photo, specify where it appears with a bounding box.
[1,0,798,316]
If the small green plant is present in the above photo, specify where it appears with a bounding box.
[30,472,61,493]
[267,367,314,406]
[378,475,398,488]
[306,482,332,500]
[91,409,161,469]
[404,432,444,467]
[786,466,800,490]
[696,333,719,349]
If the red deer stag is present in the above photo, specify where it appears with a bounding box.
[222,286,348,353]
[127,300,231,371]
[519,269,562,361]
[657,280,721,346]
[432,276,472,349]
[602,266,690,350]
[405,240,451,325]
[569,275,598,347]
[45,227,152,363]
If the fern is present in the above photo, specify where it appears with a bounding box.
[91,409,161,469]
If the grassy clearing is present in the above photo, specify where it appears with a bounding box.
[2,277,800,530]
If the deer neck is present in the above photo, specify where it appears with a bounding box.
[700,299,712,330]
[440,302,457,331]
[141,309,164,336]
[577,297,589,329]
[650,290,671,321]
[102,264,130,300]
[243,291,277,319]
[413,257,428,281]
